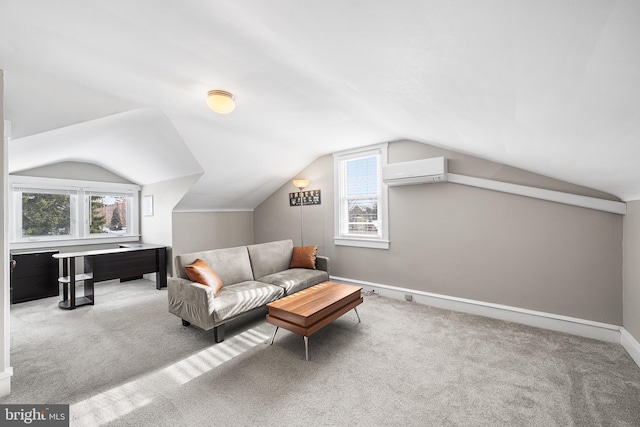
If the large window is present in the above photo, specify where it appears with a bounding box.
[10,176,140,248]
[334,143,389,249]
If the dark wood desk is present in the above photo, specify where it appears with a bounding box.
[53,244,167,310]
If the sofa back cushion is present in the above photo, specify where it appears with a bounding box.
[247,239,294,280]
[290,245,318,269]
[175,246,254,285]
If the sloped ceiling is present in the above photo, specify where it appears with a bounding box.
[8,108,203,185]
[1,1,639,210]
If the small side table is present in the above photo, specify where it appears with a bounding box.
[54,255,94,310]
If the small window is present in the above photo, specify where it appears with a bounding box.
[344,155,379,236]
[334,143,389,249]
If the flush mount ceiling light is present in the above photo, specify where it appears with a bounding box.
[206,90,235,114]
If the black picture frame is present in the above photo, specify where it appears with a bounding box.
[290,189,321,206]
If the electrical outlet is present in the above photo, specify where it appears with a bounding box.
[405,294,413,302]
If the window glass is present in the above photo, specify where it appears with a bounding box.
[90,195,128,235]
[21,192,72,238]
[345,156,379,237]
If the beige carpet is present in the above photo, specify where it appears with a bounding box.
[2,279,639,426]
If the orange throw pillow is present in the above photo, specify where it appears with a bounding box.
[290,245,318,269]
[185,259,224,295]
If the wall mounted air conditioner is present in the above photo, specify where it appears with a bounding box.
[382,157,448,186]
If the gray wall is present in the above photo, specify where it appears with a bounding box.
[172,211,254,258]
[254,140,623,325]
[623,200,640,343]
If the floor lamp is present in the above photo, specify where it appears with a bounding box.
[292,179,309,246]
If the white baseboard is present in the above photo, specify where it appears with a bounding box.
[331,276,640,368]
[621,328,640,368]
[0,367,13,397]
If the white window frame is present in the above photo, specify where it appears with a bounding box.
[334,143,389,249]
[10,176,140,250]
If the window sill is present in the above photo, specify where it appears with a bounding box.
[10,235,141,251]
[334,237,389,250]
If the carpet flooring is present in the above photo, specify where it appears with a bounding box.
[2,279,639,426]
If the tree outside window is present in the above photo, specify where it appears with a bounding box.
[90,196,106,234]
[90,195,128,234]
[21,193,71,237]
[110,205,123,231]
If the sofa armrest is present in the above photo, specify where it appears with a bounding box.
[168,277,217,330]
[316,256,329,275]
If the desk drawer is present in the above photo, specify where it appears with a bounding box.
[10,251,59,303]
[89,249,158,282]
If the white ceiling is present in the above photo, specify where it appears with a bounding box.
[1,1,639,210]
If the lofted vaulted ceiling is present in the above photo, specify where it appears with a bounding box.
[1,1,639,210]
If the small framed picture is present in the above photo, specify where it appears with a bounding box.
[289,190,321,206]
[143,195,154,216]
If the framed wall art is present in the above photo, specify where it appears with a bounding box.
[289,189,321,206]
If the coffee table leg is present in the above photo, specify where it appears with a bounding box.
[270,327,279,345]
[304,336,309,361]
[354,307,361,323]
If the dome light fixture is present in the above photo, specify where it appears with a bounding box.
[206,90,236,114]
[292,179,310,191]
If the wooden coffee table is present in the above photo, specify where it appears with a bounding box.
[266,281,363,361]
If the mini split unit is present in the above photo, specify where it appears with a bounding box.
[382,157,448,186]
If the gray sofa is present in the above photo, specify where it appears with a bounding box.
[168,239,329,342]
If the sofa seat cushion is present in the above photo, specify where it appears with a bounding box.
[212,281,284,323]
[258,268,329,295]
